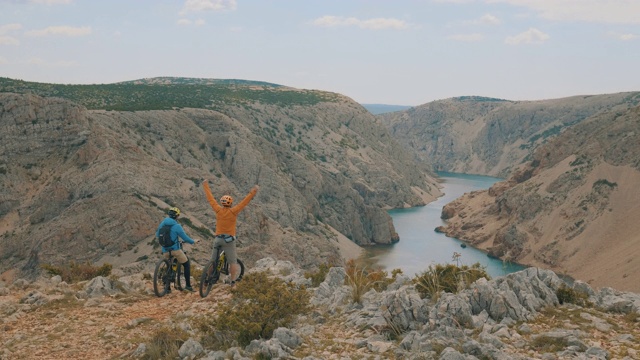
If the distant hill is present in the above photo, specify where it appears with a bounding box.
[379,93,640,177]
[0,77,337,111]
[361,104,412,115]
[117,76,283,87]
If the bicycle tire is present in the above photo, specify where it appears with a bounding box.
[153,258,171,297]
[199,259,220,298]
[175,259,185,291]
[222,258,245,281]
[236,259,245,281]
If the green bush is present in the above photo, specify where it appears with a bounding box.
[207,271,310,347]
[556,283,592,307]
[413,263,489,300]
[530,335,567,352]
[41,261,112,283]
[304,262,332,287]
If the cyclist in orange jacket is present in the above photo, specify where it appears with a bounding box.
[203,181,259,285]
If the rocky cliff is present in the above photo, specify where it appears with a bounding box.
[0,86,440,278]
[379,93,640,177]
[437,103,640,292]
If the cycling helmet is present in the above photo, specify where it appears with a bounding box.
[168,207,180,219]
[220,195,233,207]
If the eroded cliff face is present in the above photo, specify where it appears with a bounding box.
[380,93,640,177]
[437,102,640,292]
[0,92,441,276]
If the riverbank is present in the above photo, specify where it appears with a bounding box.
[364,173,528,278]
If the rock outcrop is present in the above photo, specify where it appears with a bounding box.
[1,258,638,359]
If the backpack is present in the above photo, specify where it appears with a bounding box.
[158,224,175,248]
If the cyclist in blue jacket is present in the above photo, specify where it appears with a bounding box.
[156,207,198,292]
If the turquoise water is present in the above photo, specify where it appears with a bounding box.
[366,172,527,278]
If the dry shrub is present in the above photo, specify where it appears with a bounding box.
[304,262,332,287]
[530,335,568,352]
[41,261,112,283]
[143,326,189,360]
[556,283,592,307]
[210,271,310,347]
[413,263,489,300]
[344,259,402,303]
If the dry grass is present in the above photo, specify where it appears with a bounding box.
[142,325,189,360]
[40,261,112,283]
[344,259,400,304]
[413,262,489,301]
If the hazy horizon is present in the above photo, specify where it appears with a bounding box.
[1,0,639,106]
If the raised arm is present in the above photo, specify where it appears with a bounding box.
[203,181,222,213]
[231,185,259,213]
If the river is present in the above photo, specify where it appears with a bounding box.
[365,172,527,278]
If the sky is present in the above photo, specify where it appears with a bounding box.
[0,0,639,106]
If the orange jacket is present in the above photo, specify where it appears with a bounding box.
[203,182,257,236]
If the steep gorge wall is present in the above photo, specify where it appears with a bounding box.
[380,93,640,177]
[0,92,440,276]
[436,103,640,292]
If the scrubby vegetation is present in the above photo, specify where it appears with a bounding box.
[143,326,190,360]
[593,179,618,189]
[344,259,403,304]
[413,263,490,300]
[0,77,341,111]
[200,271,310,347]
[304,262,332,287]
[41,261,112,283]
[556,283,592,307]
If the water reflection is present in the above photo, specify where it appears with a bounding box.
[365,172,527,278]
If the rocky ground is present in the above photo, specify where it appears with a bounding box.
[1,258,639,360]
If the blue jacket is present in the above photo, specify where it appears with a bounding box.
[155,217,195,253]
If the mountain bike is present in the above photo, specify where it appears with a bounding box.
[199,241,245,298]
[153,242,188,297]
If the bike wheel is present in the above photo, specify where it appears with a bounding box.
[236,259,245,281]
[199,259,220,298]
[153,258,171,297]
[175,260,185,291]
[222,258,245,282]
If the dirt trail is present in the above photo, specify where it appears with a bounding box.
[1,284,231,360]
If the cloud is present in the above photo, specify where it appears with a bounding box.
[312,16,410,30]
[0,23,21,45]
[27,57,76,67]
[433,0,476,3]
[0,35,19,45]
[608,31,638,41]
[505,27,549,45]
[29,0,72,4]
[25,25,91,37]
[619,33,638,41]
[476,14,501,25]
[0,56,7,64]
[0,23,23,33]
[180,0,236,15]
[448,33,485,42]
[177,18,206,26]
[487,0,640,24]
